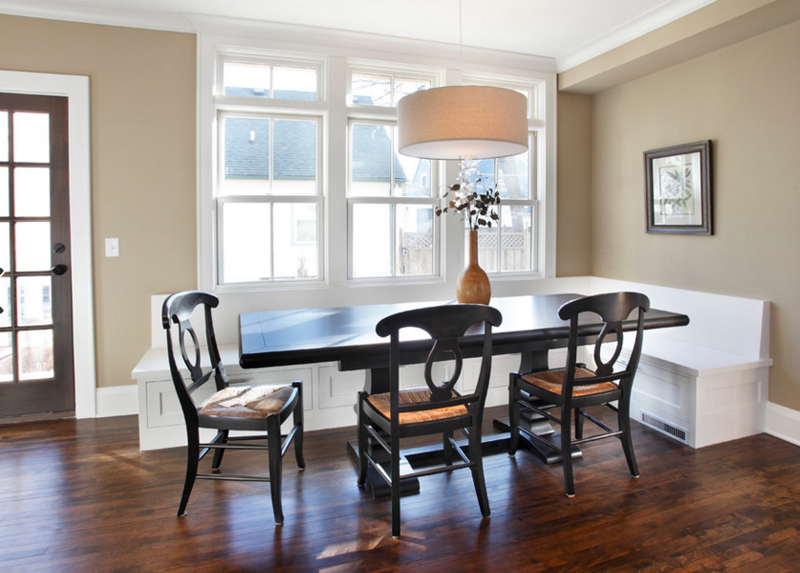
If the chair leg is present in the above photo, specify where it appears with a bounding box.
[469,423,490,517]
[391,432,401,538]
[618,397,639,478]
[356,393,368,487]
[211,430,228,470]
[292,382,305,470]
[561,406,575,497]
[574,408,584,441]
[443,430,453,466]
[178,427,200,517]
[508,374,521,456]
[267,415,284,525]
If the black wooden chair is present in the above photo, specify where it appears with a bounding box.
[162,290,304,524]
[357,304,503,537]
[508,292,650,497]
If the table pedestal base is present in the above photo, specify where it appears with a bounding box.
[347,425,579,498]
[492,416,581,465]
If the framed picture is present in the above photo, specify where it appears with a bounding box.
[644,140,712,234]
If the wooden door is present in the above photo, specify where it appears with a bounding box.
[0,93,74,418]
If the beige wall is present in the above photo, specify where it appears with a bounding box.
[0,15,197,389]
[590,19,800,409]
[556,92,593,276]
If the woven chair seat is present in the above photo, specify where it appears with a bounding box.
[521,367,618,397]
[199,384,294,418]
[367,387,468,424]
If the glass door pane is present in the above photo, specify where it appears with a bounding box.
[0,332,11,383]
[18,329,53,381]
[0,111,8,162]
[13,112,50,163]
[15,222,51,272]
[0,167,8,217]
[14,168,51,216]
[17,276,52,326]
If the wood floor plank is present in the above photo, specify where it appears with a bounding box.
[1,407,800,572]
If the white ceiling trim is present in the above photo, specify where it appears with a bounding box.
[0,0,719,74]
[186,13,557,73]
[0,0,196,32]
[556,0,719,72]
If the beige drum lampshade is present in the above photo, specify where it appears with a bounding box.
[397,85,528,160]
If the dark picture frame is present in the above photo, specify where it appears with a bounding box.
[644,140,712,234]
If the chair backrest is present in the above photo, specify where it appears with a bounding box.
[375,304,503,420]
[558,292,650,389]
[162,291,230,419]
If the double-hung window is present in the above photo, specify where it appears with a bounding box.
[201,39,554,292]
[346,66,441,279]
[214,54,324,286]
[460,76,543,275]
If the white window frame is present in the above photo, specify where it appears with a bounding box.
[458,72,550,278]
[346,62,443,282]
[216,51,325,105]
[204,47,328,290]
[198,33,556,295]
[347,61,440,112]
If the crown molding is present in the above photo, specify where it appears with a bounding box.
[0,0,196,32]
[0,0,718,75]
[189,13,557,74]
[556,0,718,72]
[0,1,557,74]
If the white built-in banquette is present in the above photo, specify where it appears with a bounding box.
[133,277,770,452]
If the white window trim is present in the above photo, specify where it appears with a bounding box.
[215,110,324,286]
[345,63,443,281]
[347,60,441,112]
[216,48,327,103]
[346,115,440,281]
[198,33,556,296]
[457,73,550,278]
[347,196,441,281]
[200,41,329,292]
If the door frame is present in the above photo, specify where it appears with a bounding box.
[0,70,95,418]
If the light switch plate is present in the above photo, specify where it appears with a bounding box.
[105,238,120,257]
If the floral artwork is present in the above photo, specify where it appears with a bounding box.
[645,141,712,234]
[655,156,695,217]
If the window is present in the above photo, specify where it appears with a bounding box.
[221,58,319,101]
[347,65,439,279]
[464,135,537,273]
[213,54,324,286]
[460,77,542,274]
[199,38,555,292]
[350,72,430,107]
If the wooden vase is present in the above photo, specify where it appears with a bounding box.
[456,230,491,305]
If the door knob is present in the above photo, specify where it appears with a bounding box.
[52,264,68,276]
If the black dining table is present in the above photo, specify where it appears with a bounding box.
[239,293,689,495]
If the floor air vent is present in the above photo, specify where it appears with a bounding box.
[640,411,688,445]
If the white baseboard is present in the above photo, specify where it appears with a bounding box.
[96,384,138,418]
[766,402,800,447]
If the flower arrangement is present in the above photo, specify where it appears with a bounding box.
[435,160,501,231]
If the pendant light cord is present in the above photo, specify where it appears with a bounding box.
[459,0,464,85]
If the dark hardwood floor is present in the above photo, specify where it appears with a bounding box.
[1,405,799,572]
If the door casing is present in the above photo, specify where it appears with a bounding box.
[0,70,95,418]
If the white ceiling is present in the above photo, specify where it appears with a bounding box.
[0,0,719,71]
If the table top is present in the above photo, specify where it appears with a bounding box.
[239,293,690,371]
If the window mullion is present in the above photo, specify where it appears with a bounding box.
[269,202,275,281]
[268,65,274,99]
[268,118,274,195]
[495,163,502,267]
[390,203,396,277]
